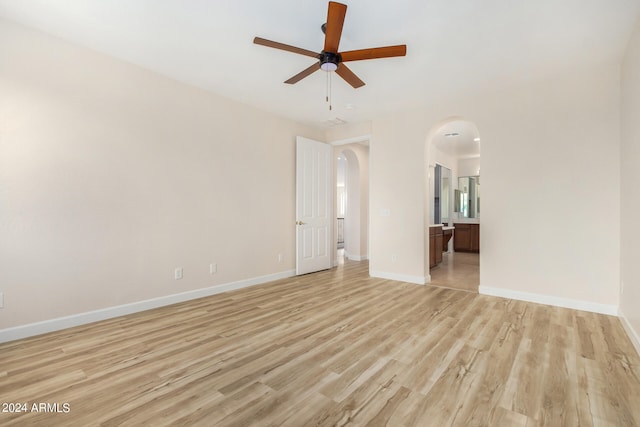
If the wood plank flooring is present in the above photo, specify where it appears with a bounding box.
[1,260,639,426]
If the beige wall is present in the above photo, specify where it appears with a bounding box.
[621,18,640,350]
[370,109,430,283]
[369,61,622,307]
[476,62,620,309]
[0,14,631,342]
[0,18,323,329]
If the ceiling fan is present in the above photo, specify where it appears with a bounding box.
[253,1,407,89]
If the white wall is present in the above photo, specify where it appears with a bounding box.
[0,18,324,331]
[370,61,621,310]
[620,18,640,352]
[457,157,481,177]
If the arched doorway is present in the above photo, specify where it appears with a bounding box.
[425,117,481,292]
[335,143,369,264]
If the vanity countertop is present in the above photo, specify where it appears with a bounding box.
[453,218,480,224]
[429,224,455,231]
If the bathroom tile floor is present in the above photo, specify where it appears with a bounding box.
[429,251,479,293]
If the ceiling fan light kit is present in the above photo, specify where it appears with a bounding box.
[319,51,340,71]
[253,1,407,90]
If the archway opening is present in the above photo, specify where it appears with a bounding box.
[425,117,481,292]
[336,153,347,252]
[334,142,369,265]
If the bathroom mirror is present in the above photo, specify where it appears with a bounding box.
[433,164,451,224]
[457,176,480,218]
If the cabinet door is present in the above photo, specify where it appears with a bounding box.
[435,232,443,263]
[454,224,471,251]
[429,233,436,268]
[470,224,480,252]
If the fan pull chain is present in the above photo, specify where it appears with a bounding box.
[325,70,332,111]
[329,71,332,111]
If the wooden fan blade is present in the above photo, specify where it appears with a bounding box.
[335,64,365,88]
[285,63,320,84]
[253,37,319,58]
[324,2,347,53]
[340,45,407,62]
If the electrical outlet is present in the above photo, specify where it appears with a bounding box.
[278,253,283,263]
[210,263,217,274]
[391,254,397,262]
[0,292,3,308]
[174,268,183,280]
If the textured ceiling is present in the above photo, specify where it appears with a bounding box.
[1,0,639,128]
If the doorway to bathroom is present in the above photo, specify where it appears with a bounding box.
[426,118,481,292]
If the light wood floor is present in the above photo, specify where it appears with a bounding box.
[429,252,480,293]
[1,260,639,426]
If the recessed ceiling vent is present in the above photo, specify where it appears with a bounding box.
[324,117,347,126]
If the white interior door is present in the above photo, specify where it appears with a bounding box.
[296,136,333,275]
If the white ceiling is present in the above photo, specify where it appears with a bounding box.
[1,0,639,128]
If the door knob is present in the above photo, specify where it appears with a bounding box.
[296,221,306,225]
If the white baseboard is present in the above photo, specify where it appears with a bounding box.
[345,254,368,261]
[370,270,427,285]
[0,269,296,344]
[335,253,368,264]
[479,285,618,316]
[619,310,640,357]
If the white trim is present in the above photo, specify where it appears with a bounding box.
[0,270,295,344]
[619,309,640,357]
[370,270,427,285]
[344,252,369,262]
[479,285,618,316]
[329,134,372,146]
